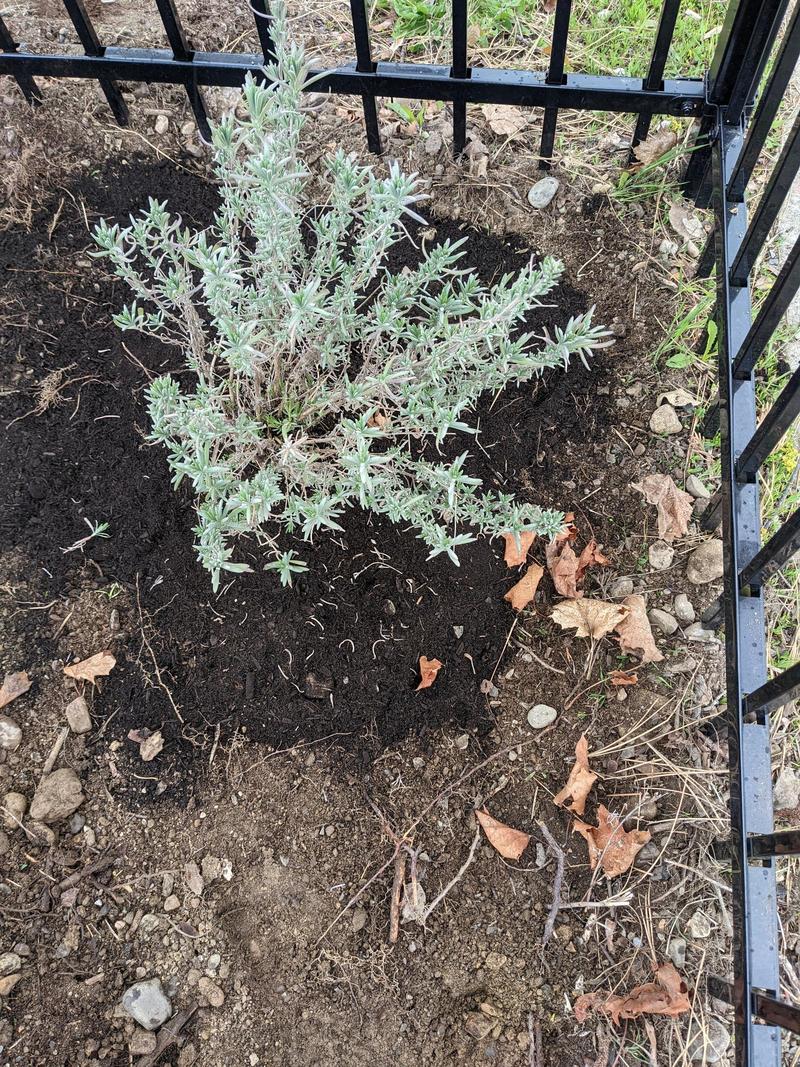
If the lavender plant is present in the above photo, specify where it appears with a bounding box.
[93,3,611,592]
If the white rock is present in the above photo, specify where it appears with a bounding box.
[649,404,682,434]
[774,767,800,810]
[684,622,718,643]
[687,1017,731,1063]
[685,474,710,499]
[65,695,91,734]
[527,704,557,729]
[0,953,21,977]
[121,978,172,1030]
[648,540,674,571]
[0,716,22,751]
[648,608,678,636]
[29,768,84,825]
[527,176,559,209]
[2,792,26,830]
[610,577,634,597]
[686,539,724,584]
[687,909,712,939]
[672,593,695,624]
[154,114,169,135]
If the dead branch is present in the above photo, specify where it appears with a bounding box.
[389,850,406,944]
[41,726,70,779]
[422,826,482,923]
[55,855,117,895]
[538,822,565,948]
[134,1005,197,1067]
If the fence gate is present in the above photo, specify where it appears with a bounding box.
[1,1,800,1063]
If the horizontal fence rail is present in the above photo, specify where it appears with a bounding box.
[1,1,800,1065]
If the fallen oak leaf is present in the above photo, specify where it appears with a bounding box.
[416,656,443,691]
[615,595,664,663]
[553,733,597,815]
[633,474,692,543]
[547,536,581,597]
[551,598,628,641]
[481,104,528,138]
[0,671,31,710]
[504,563,544,612]
[609,669,639,686]
[574,961,690,1025]
[575,538,611,584]
[63,651,116,684]
[476,808,530,860]
[632,128,677,166]
[501,530,536,567]
[573,804,651,878]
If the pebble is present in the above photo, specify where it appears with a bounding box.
[0,830,9,855]
[526,704,557,729]
[687,909,712,939]
[198,976,225,1007]
[163,894,180,912]
[527,176,559,209]
[129,1029,158,1056]
[68,813,85,834]
[154,115,169,135]
[667,937,686,969]
[649,404,682,435]
[648,608,678,636]
[464,1012,493,1039]
[633,442,646,457]
[455,733,469,750]
[685,474,711,499]
[774,767,800,810]
[138,914,162,936]
[0,716,22,751]
[665,656,698,675]
[121,978,172,1030]
[686,539,724,584]
[28,821,56,846]
[610,577,634,597]
[184,861,204,897]
[65,695,91,734]
[2,792,26,830]
[29,768,84,824]
[686,1018,731,1063]
[352,906,367,933]
[672,593,695,625]
[648,540,674,571]
[684,622,718,643]
[0,953,21,977]
[0,975,20,997]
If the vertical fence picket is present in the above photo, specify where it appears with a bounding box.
[250,0,275,63]
[539,0,572,167]
[153,0,211,140]
[0,15,40,105]
[628,0,681,161]
[451,0,468,156]
[349,0,382,155]
[62,0,128,124]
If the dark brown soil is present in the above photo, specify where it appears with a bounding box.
[1,158,619,773]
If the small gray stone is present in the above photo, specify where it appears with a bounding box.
[526,704,557,729]
[198,976,225,1007]
[0,953,21,978]
[610,577,634,597]
[0,830,9,855]
[527,176,559,209]
[154,114,169,135]
[685,474,711,499]
[138,914,161,936]
[2,792,26,830]
[687,909,712,939]
[455,733,469,750]
[667,937,686,969]
[774,767,800,810]
[649,404,682,435]
[648,608,678,636]
[352,906,368,933]
[163,894,180,913]
[29,768,83,825]
[686,539,724,584]
[649,540,674,571]
[684,622,718,643]
[672,593,695,625]
[464,1012,493,1039]
[535,842,547,868]
[68,813,85,834]
[121,978,172,1031]
[452,625,464,638]
[0,717,22,752]
[129,1029,158,1056]
[687,1018,731,1063]
[65,696,91,734]
[665,656,698,676]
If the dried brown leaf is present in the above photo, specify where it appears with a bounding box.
[632,128,677,165]
[0,671,31,710]
[573,804,651,878]
[634,474,693,543]
[575,538,611,584]
[416,656,443,691]
[501,531,536,567]
[609,669,639,686]
[504,563,544,613]
[615,595,664,663]
[553,734,597,815]
[547,538,581,597]
[574,962,690,1024]
[668,201,705,242]
[542,0,557,11]
[481,104,528,138]
[63,651,116,684]
[127,727,164,762]
[551,598,628,641]
[475,809,530,860]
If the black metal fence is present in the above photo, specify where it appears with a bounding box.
[1,1,799,1063]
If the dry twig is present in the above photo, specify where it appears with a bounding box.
[538,822,565,948]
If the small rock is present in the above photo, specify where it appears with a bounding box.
[198,976,225,1007]
[0,953,21,977]
[686,540,724,584]
[352,906,367,933]
[637,798,658,820]
[485,952,507,971]
[154,114,169,135]
[672,593,695,625]
[452,625,464,639]
[527,704,557,729]
[163,894,180,912]
[455,733,469,751]
[649,540,674,571]
[464,1012,493,1039]
[610,577,634,597]
[68,813,85,834]
[667,937,687,969]
[0,716,22,752]
[685,475,710,499]
[535,842,547,868]
[424,129,443,155]
[649,404,682,435]
[0,974,20,997]
[180,120,196,137]
[2,792,26,830]
[684,622,718,643]
[665,656,698,675]
[129,1029,158,1056]
[686,1017,731,1063]
[775,767,800,810]
[27,820,56,847]
[527,176,559,209]
[138,914,161,936]
[633,442,646,457]
[65,695,91,734]
[184,861,204,897]
[648,609,678,636]
[121,978,172,1030]
[201,855,222,882]
[29,768,83,824]
[0,829,9,855]
[687,909,712,939]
